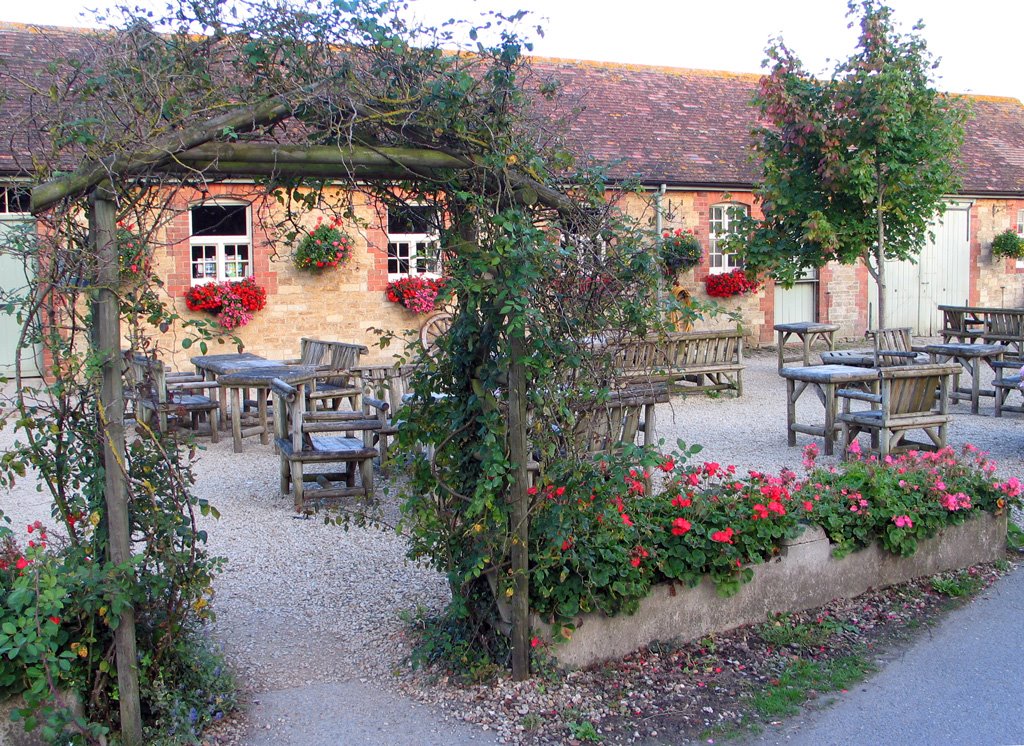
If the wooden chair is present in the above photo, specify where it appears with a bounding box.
[271,377,383,512]
[993,361,1024,417]
[837,363,961,458]
[306,340,368,411]
[127,354,219,441]
[865,327,928,367]
[353,363,417,467]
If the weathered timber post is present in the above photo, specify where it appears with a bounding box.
[90,191,144,745]
[507,334,531,681]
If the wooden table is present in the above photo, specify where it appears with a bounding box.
[922,343,1005,414]
[779,364,879,456]
[191,353,284,425]
[216,365,319,452]
[774,322,840,371]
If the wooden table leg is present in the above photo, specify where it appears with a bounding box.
[801,334,812,367]
[968,357,981,415]
[230,386,243,453]
[257,387,269,445]
[777,331,787,371]
[822,382,837,456]
[786,377,797,446]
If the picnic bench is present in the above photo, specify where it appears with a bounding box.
[607,328,744,396]
[939,305,1024,360]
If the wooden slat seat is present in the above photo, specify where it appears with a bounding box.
[608,328,744,396]
[837,363,961,457]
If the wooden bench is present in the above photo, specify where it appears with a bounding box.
[607,329,744,396]
[940,305,1024,360]
[527,384,670,485]
[271,377,382,512]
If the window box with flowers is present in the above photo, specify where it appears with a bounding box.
[659,228,702,278]
[184,277,267,329]
[293,216,354,272]
[704,268,759,298]
[386,276,445,314]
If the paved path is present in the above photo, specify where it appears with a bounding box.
[749,565,1024,746]
[241,681,499,745]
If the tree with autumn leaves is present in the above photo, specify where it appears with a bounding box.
[737,0,967,326]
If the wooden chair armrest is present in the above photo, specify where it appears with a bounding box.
[877,350,918,359]
[908,345,931,353]
[992,360,1024,370]
[836,388,881,403]
[362,396,390,414]
[271,378,297,400]
[300,417,382,434]
[167,380,219,392]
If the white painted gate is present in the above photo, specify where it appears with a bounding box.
[870,201,971,334]
[0,217,41,378]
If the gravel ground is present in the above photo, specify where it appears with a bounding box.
[2,343,1022,744]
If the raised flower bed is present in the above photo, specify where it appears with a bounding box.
[527,444,1019,667]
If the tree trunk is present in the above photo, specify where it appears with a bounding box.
[507,334,531,681]
[90,192,144,745]
[876,183,887,329]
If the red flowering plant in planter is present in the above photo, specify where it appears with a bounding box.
[185,277,267,330]
[704,268,759,298]
[385,276,445,314]
[293,216,354,271]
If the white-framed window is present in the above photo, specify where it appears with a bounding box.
[0,186,30,215]
[387,204,441,279]
[708,203,748,274]
[189,201,251,284]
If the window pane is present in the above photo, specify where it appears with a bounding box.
[192,205,248,237]
[387,205,434,234]
[191,245,218,279]
[223,244,250,278]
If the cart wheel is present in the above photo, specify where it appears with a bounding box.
[420,311,453,353]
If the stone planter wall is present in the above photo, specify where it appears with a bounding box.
[540,513,1007,669]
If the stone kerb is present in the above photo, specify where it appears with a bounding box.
[540,512,1007,669]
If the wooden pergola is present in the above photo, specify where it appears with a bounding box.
[32,98,578,741]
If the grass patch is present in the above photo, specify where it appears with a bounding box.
[751,654,875,718]
[758,613,855,649]
[930,570,987,598]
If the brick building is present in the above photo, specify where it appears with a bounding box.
[2,22,1023,372]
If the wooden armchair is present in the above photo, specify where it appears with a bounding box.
[865,327,928,367]
[352,363,417,467]
[837,362,961,458]
[306,340,368,412]
[127,354,219,441]
[271,377,382,512]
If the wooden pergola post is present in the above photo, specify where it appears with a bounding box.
[90,190,143,745]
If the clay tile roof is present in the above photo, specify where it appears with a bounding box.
[2,23,1024,196]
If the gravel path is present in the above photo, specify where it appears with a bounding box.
[2,345,1021,744]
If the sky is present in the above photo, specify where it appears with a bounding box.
[2,0,1020,102]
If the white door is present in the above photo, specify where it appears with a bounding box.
[870,201,971,334]
[774,267,818,324]
[0,217,41,378]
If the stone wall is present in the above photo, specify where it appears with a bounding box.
[973,198,1024,308]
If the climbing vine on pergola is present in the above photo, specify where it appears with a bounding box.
[7,1,671,739]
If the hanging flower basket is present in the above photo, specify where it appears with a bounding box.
[659,228,702,277]
[386,276,445,314]
[991,229,1024,259]
[293,216,354,271]
[185,277,267,329]
[704,269,759,298]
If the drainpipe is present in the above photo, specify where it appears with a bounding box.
[654,184,667,317]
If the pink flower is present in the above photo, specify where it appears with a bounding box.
[847,440,862,456]
[893,515,913,528]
